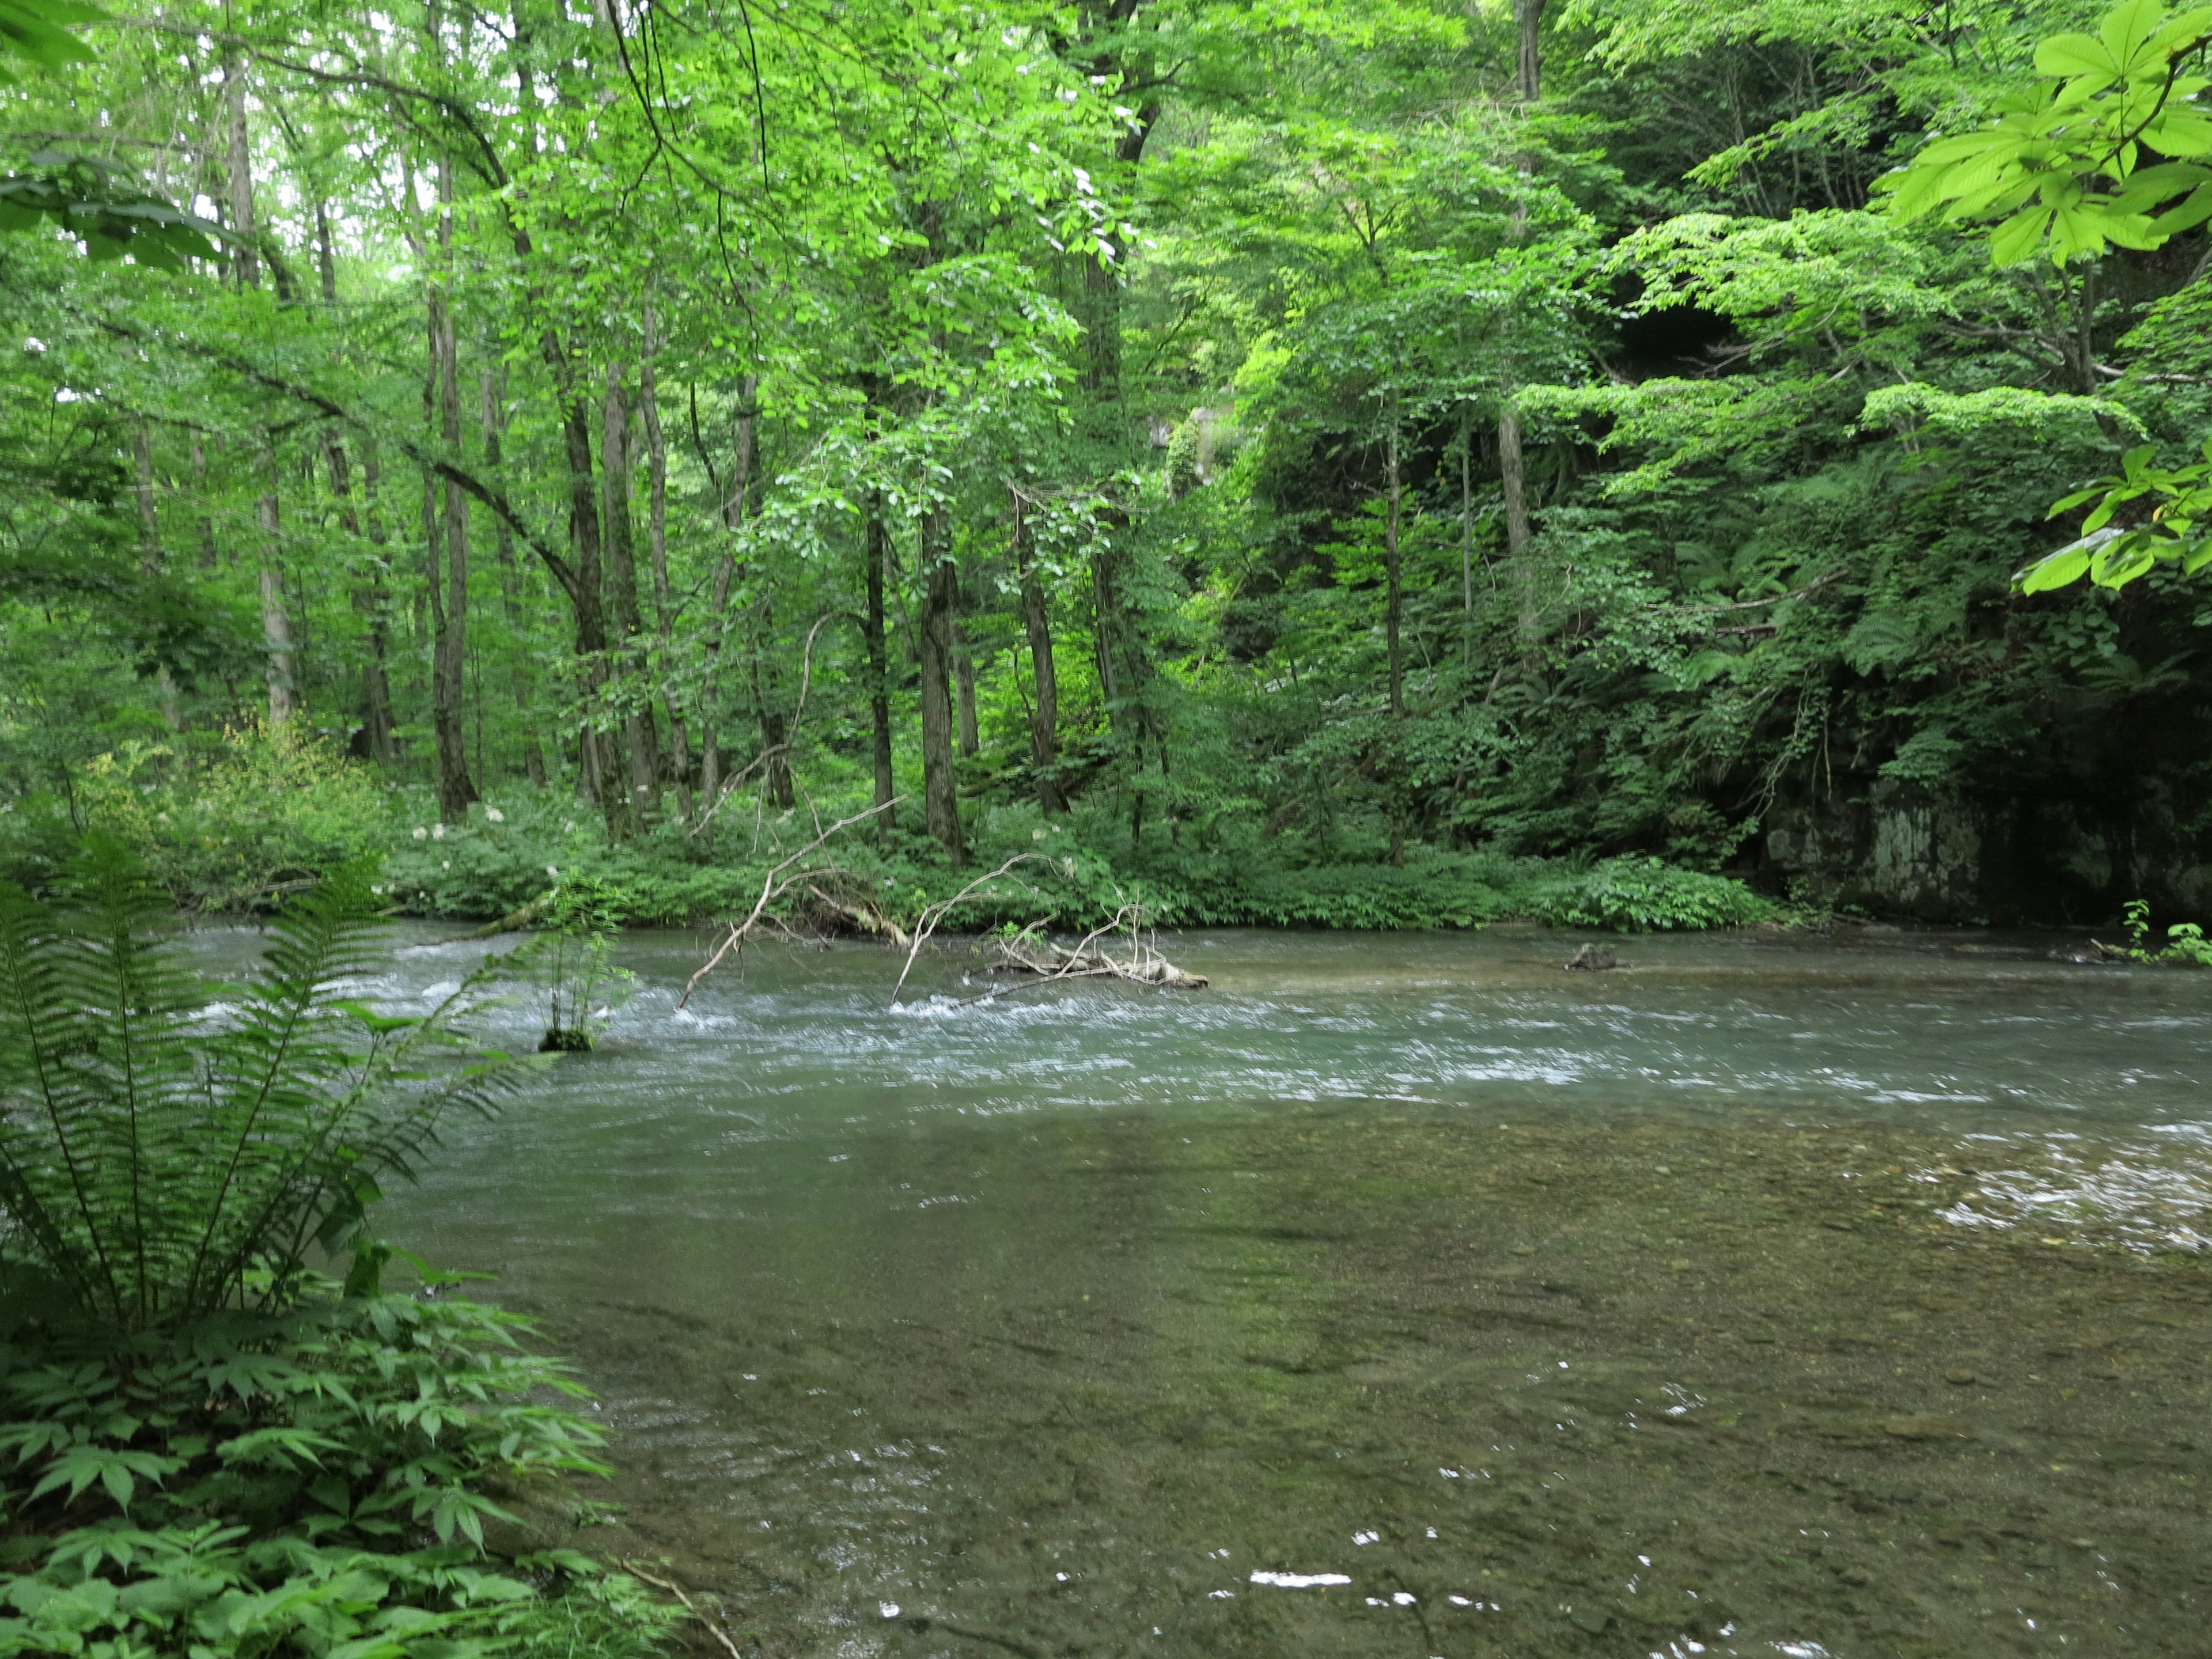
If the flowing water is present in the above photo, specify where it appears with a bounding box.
[217,922,2212,1658]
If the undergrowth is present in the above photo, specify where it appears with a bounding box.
[0,1278,678,1658]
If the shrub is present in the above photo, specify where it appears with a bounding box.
[1520,855,1779,932]
[0,1282,678,1658]
[0,729,396,913]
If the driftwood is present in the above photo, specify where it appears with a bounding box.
[989,927,1209,989]
[676,797,904,1009]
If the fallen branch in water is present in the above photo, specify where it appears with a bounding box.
[995,910,1207,987]
[947,907,1209,1006]
[460,888,555,939]
[676,797,903,1009]
[889,853,1049,1005]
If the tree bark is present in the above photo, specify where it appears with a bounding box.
[1516,0,1545,103]
[1384,419,1404,719]
[189,436,218,569]
[638,304,690,819]
[863,492,897,842]
[429,157,478,819]
[1498,397,1541,668]
[223,52,258,289]
[256,449,294,732]
[132,426,182,732]
[1013,491,1065,815]
[554,383,620,817]
[480,367,544,783]
[918,506,963,860]
[1459,411,1475,669]
[954,619,979,759]
[601,361,658,825]
[699,375,757,812]
[323,431,397,764]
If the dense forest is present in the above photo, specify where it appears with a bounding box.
[4,0,2211,930]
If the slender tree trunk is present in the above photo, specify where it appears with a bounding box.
[1503,0,1545,677]
[481,368,545,783]
[1498,395,1540,667]
[359,442,399,764]
[1013,492,1065,815]
[223,52,258,288]
[132,425,182,732]
[323,431,397,763]
[190,436,218,569]
[1384,419,1404,719]
[863,493,897,842]
[256,449,294,733]
[1459,412,1476,669]
[556,386,618,819]
[430,157,478,819]
[1516,0,1545,103]
[601,361,658,825]
[918,506,963,860]
[638,304,690,819]
[699,376,757,813]
[954,619,979,759]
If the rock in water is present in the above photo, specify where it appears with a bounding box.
[1565,944,1618,971]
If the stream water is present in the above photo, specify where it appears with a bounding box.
[225,922,2212,1658]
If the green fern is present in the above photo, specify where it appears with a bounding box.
[0,838,527,1330]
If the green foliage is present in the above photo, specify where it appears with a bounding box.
[0,838,523,1328]
[1881,1,2212,264]
[1520,857,1783,932]
[0,1285,679,1658]
[0,731,399,913]
[527,878,636,1052]
[2118,896,2212,962]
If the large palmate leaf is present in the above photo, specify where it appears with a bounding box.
[1881,2,2212,264]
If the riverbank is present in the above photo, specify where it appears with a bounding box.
[1,747,1783,933]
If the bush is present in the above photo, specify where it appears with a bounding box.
[1518,855,1779,931]
[0,1283,678,1658]
[0,729,396,912]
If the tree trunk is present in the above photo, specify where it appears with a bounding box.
[256,449,294,732]
[1013,493,1065,815]
[430,158,478,819]
[918,506,963,860]
[190,436,218,569]
[223,52,258,289]
[1459,411,1475,669]
[1516,0,1545,103]
[1499,398,1541,669]
[638,304,690,819]
[699,376,757,813]
[601,361,658,825]
[556,385,619,820]
[954,619,979,759]
[1384,419,1404,719]
[481,368,544,784]
[323,432,397,764]
[132,425,182,732]
[863,493,897,842]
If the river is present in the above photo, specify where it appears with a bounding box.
[248,922,2212,1658]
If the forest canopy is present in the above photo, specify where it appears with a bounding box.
[3,0,2210,929]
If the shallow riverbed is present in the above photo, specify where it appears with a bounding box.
[233,922,2212,1658]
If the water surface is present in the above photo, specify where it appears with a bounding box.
[282,923,2212,1658]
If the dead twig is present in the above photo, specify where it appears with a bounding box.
[620,1561,741,1659]
[676,797,904,1009]
[889,854,1050,1005]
